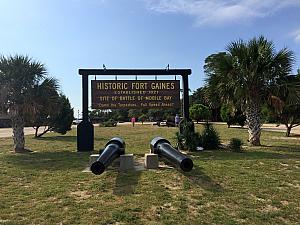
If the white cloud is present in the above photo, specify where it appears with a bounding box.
[143,0,300,26]
[291,28,300,44]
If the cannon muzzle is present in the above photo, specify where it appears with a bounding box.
[150,137,193,172]
[91,137,125,175]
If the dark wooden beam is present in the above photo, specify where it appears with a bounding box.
[79,69,191,76]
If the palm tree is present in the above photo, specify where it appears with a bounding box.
[205,36,295,146]
[0,55,48,152]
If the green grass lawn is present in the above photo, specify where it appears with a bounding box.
[0,123,299,225]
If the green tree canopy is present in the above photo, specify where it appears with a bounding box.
[33,94,74,137]
[204,36,296,146]
[189,104,211,123]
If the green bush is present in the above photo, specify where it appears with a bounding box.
[228,138,243,152]
[221,104,246,128]
[176,120,201,151]
[186,132,202,151]
[175,131,202,151]
[177,121,220,151]
[179,119,194,135]
[189,104,211,123]
[201,123,220,150]
[175,132,184,150]
[236,114,246,127]
[138,114,148,124]
[99,119,117,127]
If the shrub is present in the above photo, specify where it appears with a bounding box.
[99,119,117,127]
[221,104,246,128]
[177,121,221,151]
[179,119,194,135]
[175,132,185,150]
[176,120,201,151]
[236,114,246,127]
[201,123,220,150]
[228,138,243,152]
[186,132,202,151]
[175,131,202,151]
[138,114,148,124]
[220,104,234,127]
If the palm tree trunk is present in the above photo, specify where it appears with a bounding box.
[11,115,26,152]
[246,101,261,146]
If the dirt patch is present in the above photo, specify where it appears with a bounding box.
[280,200,289,206]
[261,204,280,212]
[70,190,92,200]
[285,182,300,189]
[280,163,289,167]
[162,202,176,211]
[250,194,269,202]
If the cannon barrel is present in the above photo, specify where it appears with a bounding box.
[90,137,125,175]
[150,137,193,172]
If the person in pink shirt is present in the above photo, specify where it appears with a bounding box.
[131,117,136,127]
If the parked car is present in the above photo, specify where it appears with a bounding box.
[154,119,175,127]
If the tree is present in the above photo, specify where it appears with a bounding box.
[220,104,235,128]
[114,109,129,122]
[259,74,300,136]
[30,77,60,137]
[220,103,246,128]
[280,104,300,136]
[189,104,211,123]
[275,75,300,136]
[138,114,147,124]
[0,55,49,152]
[190,87,207,106]
[33,94,74,137]
[147,109,164,121]
[205,36,295,146]
[128,109,141,119]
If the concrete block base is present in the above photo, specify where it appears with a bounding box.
[120,154,134,171]
[144,153,159,169]
[89,154,99,165]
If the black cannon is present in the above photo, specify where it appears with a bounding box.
[150,137,193,172]
[90,137,125,175]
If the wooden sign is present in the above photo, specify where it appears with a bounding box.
[91,80,180,109]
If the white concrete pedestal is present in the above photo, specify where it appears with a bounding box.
[144,153,159,169]
[89,154,99,165]
[120,154,134,171]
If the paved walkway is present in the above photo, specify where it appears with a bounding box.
[215,122,300,135]
[0,127,36,138]
[0,123,299,138]
[261,123,300,135]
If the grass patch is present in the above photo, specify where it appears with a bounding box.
[0,123,299,224]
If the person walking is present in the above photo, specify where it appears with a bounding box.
[175,114,180,127]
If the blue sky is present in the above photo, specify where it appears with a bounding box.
[1,0,300,115]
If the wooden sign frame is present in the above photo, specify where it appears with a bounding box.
[77,68,192,151]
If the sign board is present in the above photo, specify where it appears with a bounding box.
[91,80,180,109]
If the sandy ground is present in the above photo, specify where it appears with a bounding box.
[0,125,77,138]
[261,123,300,135]
[215,122,300,135]
[0,127,36,138]
[0,123,299,138]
